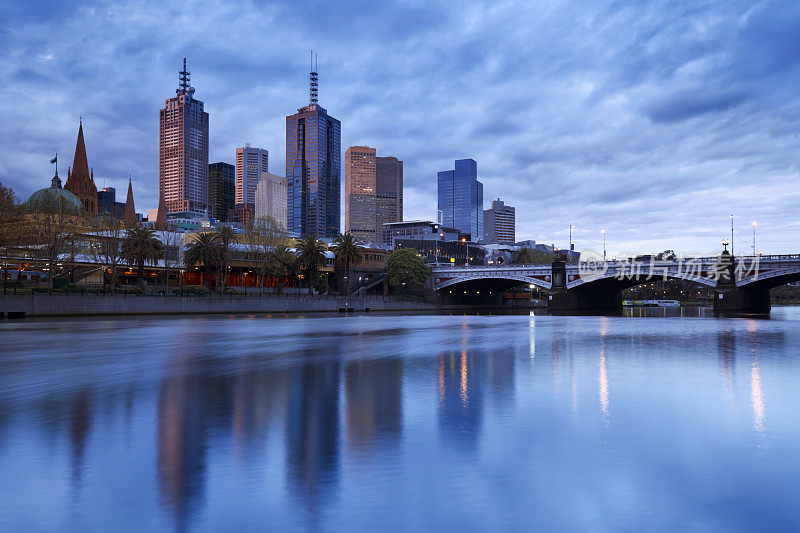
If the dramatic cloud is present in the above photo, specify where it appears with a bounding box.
[1,0,799,255]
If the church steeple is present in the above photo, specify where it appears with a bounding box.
[64,119,98,215]
[155,190,167,230]
[123,177,136,225]
[72,119,89,180]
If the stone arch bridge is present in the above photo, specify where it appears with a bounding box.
[431,253,800,315]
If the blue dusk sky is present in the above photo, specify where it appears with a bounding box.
[1,0,799,255]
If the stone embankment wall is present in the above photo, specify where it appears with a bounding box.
[0,294,438,317]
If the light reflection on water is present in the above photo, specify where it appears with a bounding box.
[1,308,800,530]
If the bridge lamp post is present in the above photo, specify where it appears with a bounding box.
[752,221,757,256]
[730,214,734,256]
[601,229,606,261]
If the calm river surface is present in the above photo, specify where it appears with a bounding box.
[1,308,800,531]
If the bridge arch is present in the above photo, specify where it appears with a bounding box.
[737,265,800,288]
[567,271,718,291]
[434,274,552,291]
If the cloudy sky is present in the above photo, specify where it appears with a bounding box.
[1,0,799,255]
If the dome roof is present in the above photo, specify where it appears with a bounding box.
[27,173,83,213]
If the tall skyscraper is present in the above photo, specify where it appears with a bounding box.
[159,58,209,215]
[208,162,235,221]
[437,158,483,240]
[376,156,403,231]
[255,172,288,229]
[483,199,515,244]
[344,146,377,242]
[235,144,269,205]
[65,120,98,215]
[285,54,341,238]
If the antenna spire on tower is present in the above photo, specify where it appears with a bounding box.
[309,50,318,105]
[178,57,192,95]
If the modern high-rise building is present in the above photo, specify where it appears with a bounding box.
[97,187,126,219]
[285,54,341,238]
[437,158,483,240]
[208,162,235,221]
[344,146,377,242]
[159,58,209,215]
[483,199,515,244]
[235,144,269,205]
[255,172,288,229]
[376,156,403,235]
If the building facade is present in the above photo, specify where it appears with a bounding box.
[483,199,515,244]
[235,145,269,205]
[375,156,403,233]
[97,187,125,219]
[255,172,288,229]
[159,58,209,215]
[344,146,377,242]
[285,63,341,239]
[64,121,98,215]
[227,203,255,225]
[437,158,483,240]
[208,162,235,221]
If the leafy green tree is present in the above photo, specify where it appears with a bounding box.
[296,235,327,294]
[272,245,298,294]
[184,232,220,290]
[387,248,430,290]
[120,227,163,288]
[332,232,363,295]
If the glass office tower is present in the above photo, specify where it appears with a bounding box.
[285,57,341,238]
[437,158,483,240]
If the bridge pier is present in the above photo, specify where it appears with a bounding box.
[713,252,770,315]
[547,261,622,313]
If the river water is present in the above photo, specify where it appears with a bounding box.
[1,308,799,531]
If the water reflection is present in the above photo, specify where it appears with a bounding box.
[599,317,610,424]
[345,358,403,453]
[746,320,766,436]
[1,311,799,531]
[438,351,483,449]
[286,359,340,515]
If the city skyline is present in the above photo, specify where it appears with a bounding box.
[1,0,799,255]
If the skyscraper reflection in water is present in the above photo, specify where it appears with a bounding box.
[285,358,341,517]
[345,358,403,454]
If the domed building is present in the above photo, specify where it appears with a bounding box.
[27,172,83,213]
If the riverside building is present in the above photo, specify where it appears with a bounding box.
[437,158,483,240]
[159,58,209,215]
[285,53,341,238]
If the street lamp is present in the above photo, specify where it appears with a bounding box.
[730,214,734,256]
[569,225,576,263]
[752,221,757,256]
[601,229,606,261]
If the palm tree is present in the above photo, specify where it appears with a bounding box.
[216,225,236,291]
[184,232,220,290]
[296,235,327,294]
[120,227,163,289]
[332,232,363,295]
